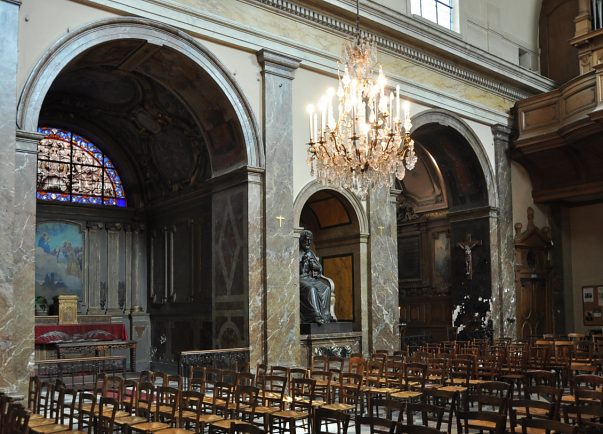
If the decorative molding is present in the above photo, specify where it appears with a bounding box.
[251,0,549,100]
[257,49,301,79]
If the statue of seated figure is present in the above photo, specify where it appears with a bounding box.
[299,230,335,324]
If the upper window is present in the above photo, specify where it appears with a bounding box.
[411,0,454,31]
[37,127,127,207]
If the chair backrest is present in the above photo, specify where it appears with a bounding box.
[405,363,427,391]
[179,390,204,427]
[348,356,364,375]
[121,379,138,413]
[234,385,259,420]
[261,375,287,408]
[523,385,562,416]
[354,415,397,434]
[166,374,183,389]
[189,366,205,389]
[61,388,78,428]
[94,372,107,395]
[458,410,506,434]
[222,370,239,386]
[77,391,97,434]
[405,401,444,430]
[104,375,124,400]
[328,357,344,373]
[97,397,118,434]
[521,417,577,434]
[476,381,513,414]
[37,381,54,418]
[155,386,179,421]
[313,406,350,434]
[290,378,315,412]
[139,370,156,384]
[312,355,329,371]
[395,425,442,434]
[339,372,362,405]
[270,366,290,378]
[204,368,223,395]
[136,381,156,420]
[27,376,39,413]
[237,372,256,387]
[509,398,556,432]
[309,370,332,403]
[5,403,30,434]
[229,422,265,434]
[212,382,234,417]
[255,364,267,389]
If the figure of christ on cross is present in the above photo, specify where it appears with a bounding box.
[457,232,482,280]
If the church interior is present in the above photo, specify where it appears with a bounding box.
[2,0,603,431]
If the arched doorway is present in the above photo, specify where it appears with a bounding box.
[19,18,262,372]
[398,111,494,346]
[294,183,369,356]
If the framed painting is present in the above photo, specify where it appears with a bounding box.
[35,221,84,310]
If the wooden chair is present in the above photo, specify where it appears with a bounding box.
[114,382,149,432]
[405,401,445,430]
[52,388,88,434]
[97,397,119,434]
[4,404,31,434]
[254,364,268,391]
[395,425,442,434]
[456,410,506,434]
[509,398,556,433]
[177,390,204,432]
[30,386,68,434]
[521,417,577,434]
[311,356,329,371]
[321,372,362,417]
[353,415,396,434]
[156,386,179,424]
[269,378,315,434]
[310,370,332,406]
[27,377,39,414]
[228,422,265,434]
[211,385,260,433]
[312,406,350,434]
[253,375,287,432]
[422,386,458,434]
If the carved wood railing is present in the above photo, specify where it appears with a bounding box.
[34,355,126,388]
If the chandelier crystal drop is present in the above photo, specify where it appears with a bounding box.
[306,7,417,199]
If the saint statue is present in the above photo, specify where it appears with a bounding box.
[299,230,334,324]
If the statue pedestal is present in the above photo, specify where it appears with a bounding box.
[300,322,361,367]
[300,322,353,335]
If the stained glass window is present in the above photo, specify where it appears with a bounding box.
[37,127,126,207]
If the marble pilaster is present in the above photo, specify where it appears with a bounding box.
[368,187,400,353]
[246,169,265,369]
[257,49,301,366]
[491,125,515,338]
[13,131,40,395]
[0,0,24,394]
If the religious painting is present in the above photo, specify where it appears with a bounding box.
[433,232,450,290]
[322,255,354,321]
[35,222,84,307]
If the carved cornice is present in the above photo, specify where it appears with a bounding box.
[251,0,549,100]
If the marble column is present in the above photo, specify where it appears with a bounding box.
[368,187,400,353]
[0,0,27,395]
[491,124,515,339]
[256,49,301,366]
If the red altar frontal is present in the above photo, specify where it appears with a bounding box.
[35,323,128,344]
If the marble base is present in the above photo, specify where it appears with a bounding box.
[300,332,362,367]
[300,322,354,335]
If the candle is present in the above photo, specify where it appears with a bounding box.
[396,85,400,123]
[313,112,318,141]
[306,104,314,142]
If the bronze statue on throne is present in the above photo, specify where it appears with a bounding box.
[299,230,335,325]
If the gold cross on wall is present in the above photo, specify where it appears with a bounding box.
[276,215,285,227]
[378,225,385,235]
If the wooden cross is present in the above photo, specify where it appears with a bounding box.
[276,215,285,227]
[457,232,481,280]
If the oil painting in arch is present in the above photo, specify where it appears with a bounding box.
[35,222,84,309]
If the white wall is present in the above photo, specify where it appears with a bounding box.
[570,203,603,333]
[511,162,550,229]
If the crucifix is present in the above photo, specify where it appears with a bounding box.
[276,215,285,227]
[457,232,482,280]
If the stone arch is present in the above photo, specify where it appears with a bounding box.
[17,17,263,173]
[410,109,497,209]
[294,181,369,236]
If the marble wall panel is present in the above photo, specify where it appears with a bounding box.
[212,184,248,349]
[257,49,301,366]
[368,188,400,353]
[492,125,516,338]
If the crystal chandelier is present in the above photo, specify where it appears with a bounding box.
[306,1,418,199]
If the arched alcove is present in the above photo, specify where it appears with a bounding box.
[294,183,369,348]
[20,18,263,371]
[398,110,494,343]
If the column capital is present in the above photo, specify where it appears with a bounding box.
[491,124,512,144]
[256,49,301,80]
